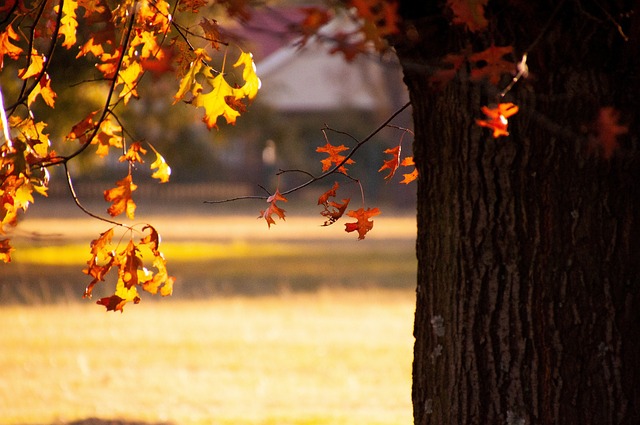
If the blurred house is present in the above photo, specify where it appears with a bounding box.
[221,7,413,205]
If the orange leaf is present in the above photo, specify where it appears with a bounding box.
[400,157,418,183]
[119,141,147,164]
[317,182,350,226]
[447,0,489,32]
[401,168,419,184]
[317,182,340,206]
[104,174,137,219]
[379,145,401,180]
[345,207,380,240]
[117,239,143,289]
[469,44,514,85]
[476,102,519,138]
[0,25,23,69]
[594,107,628,159]
[0,239,14,263]
[26,74,56,108]
[259,189,287,228]
[94,116,123,157]
[67,111,98,143]
[316,142,355,174]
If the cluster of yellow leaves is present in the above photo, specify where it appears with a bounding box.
[83,226,174,312]
[173,49,261,129]
[0,115,54,262]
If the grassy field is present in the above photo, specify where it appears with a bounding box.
[0,289,415,425]
[1,213,417,424]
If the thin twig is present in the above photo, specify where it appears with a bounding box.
[205,100,411,204]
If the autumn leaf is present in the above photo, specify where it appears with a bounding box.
[18,52,45,80]
[379,146,401,180]
[0,239,14,263]
[594,107,628,159]
[469,44,514,85]
[317,182,350,226]
[233,51,261,100]
[104,174,137,219]
[149,145,171,183]
[174,49,260,130]
[97,279,141,312]
[400,157,418,184]
[476,102,519,138]
[83,228,116,299]
[67,111,98,144]
[316,142,355,174]
[56,0,79,49]
[259,189,287,227]
[26,74,56,108]
[199,17,224,49]
[345,207,380,240]
[93,116,123,157]
[0,25,23,69]
[119,142,147,164]
[447,0,489,32]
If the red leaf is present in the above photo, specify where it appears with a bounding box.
[259,189,287,228]
[379,146,401,180]
[345,207,380,240]
[476,102,519,138]
[447,0,489,33]
[594,107,628,159]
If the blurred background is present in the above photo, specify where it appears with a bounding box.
[1,4,416,424]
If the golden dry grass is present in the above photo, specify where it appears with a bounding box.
[0,289,415,425]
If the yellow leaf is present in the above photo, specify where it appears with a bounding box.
[149,146,171,183]
[173,48,209,103]
[233,51,261,100]
[56,0,79,49]
[117,60,142,104]
[18,52,45,80]
[193,70,241,129]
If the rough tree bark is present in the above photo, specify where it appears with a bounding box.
[394,2,640,424]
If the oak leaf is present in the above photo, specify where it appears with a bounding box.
[476,102,519,138]
[469,44,514,85]
[27,75,56,108]
[18,52,45,80]
[0,25,23,69]
[259,189,287,227]
[104,174,137,219]
[447,0,489,32]
[317,182,350,226]
[400,157,418,184]
[316,142,355,174]
[119,142,147,164]
[56,0,79,49]
[379,146,401,180]
[345,207,380,240]
[149,145,171,183]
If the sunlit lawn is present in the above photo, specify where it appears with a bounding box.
[1,213,417,424]
[0,289,414,425]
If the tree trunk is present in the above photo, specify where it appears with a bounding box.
[394,2,640,424]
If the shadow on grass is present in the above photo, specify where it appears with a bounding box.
[53,419,174,425]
